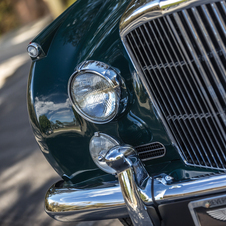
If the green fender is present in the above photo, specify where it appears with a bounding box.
[27,0,195,185]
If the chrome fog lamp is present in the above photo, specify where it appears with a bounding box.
[68,61,127,124]
[89,132,119,174]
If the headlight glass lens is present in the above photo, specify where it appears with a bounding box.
[70,72,118,123]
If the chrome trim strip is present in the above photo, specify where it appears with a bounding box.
[45,181,128,222]
[120,0,221,36]
[154,174,226,204]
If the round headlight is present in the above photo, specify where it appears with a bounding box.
[68,61,127,124]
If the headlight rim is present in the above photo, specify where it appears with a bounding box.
[68,61,125,124]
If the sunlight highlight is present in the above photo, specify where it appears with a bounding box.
[0,53,28,89]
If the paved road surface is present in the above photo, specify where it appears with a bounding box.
[0,17,121,226]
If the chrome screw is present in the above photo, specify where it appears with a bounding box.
[205,202,210,208]
[98,155,104,161]
[94,132,100,137]
[165,175,173,182]
[98,150,106,162]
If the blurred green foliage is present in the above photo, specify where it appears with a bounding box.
[0,0,18,36]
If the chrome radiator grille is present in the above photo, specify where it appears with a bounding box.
[125,1,226,170]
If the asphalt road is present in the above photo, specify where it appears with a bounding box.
[0,17,121,226]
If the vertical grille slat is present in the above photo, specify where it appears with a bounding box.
[193,7,226,85]
[172,8,226,167]
[139,22,202,164]
[167,13,226,168]
[191,6,226,165]
[201,5,226,84]
[172,11,226,138]
[127,30,196,163]
[159,16,222,167]
[124,0,226,170]
[150,19,211,166]
[166,15,226,148]
[212,3,226,39]
[182,9,226,116]
[221,1,226,14]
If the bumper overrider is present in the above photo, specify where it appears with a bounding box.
[45,144,226,225]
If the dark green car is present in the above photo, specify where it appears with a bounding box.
[27,0,226,225]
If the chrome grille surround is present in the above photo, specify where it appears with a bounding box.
[120,0,226,170]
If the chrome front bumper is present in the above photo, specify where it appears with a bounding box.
[45,181,128,222]
[45,172,226,222]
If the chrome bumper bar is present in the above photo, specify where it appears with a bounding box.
[45,173,226,222]
[45,181,128,222]
[154,173,226,204]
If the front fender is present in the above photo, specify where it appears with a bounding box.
[27,0,179,184]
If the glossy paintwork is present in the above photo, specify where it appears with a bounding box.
[27,0,216,184]
[33,3,77,57]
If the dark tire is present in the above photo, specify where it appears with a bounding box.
[119,217,133,226]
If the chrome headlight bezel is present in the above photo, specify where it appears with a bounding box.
[68,61,127,124]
